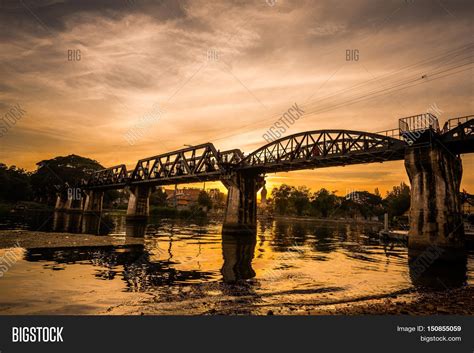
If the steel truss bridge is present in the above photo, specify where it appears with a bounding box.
[84,115,474,190]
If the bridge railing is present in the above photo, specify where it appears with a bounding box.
[399,113,439,133]
[446,115,473,131]
[375,128,401,139]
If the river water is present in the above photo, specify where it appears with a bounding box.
[0,211,472,315]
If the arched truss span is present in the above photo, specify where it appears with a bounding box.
[240,130,407,173]
[441,116,474,154]
[83,116,473,190]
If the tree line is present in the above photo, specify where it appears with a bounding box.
[0,155,118,205]
[0,155,224,211]
[268,183,411,221]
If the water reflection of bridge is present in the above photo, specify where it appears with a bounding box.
[52,211,148,237]
[52,212,113,235]
[42,213,468,290]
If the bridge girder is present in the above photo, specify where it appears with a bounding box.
[86,144,244,189]
[86,164,128,189]
[82,116,473,190]
[239,129,406,173]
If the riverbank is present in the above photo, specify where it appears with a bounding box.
[0,201,51,215]
[273,215,383,225]
[306,286,474,315]
[0,230,144,249]
[103,284,474,316]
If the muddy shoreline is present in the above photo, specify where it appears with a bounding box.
[305,286,474,315]
[0,230,144,249]
[102,285,473,316]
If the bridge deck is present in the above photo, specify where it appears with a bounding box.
[81,115,473,190]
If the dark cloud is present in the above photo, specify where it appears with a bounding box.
[1,0,473,39]
[312,0,474,29]
[0,0,188,39]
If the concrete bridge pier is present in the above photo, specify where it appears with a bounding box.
[405,143,465,261]
[54,193,68,210]
[83,190,104,213]
[222,172,265,235]
[63,194,84,212]
[126,185,155,221]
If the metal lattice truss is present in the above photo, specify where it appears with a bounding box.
[240,130,406,173]
[87,165,128,188]
[86,144,245,189]
[441,116,474,154]
[132,143,248,185]
[220,149,245,165]
[83,115,473,190]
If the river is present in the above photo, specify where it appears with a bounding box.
[0,210,472,315]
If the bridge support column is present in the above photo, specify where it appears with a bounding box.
[222,172,264,235]
[126,185,154,221]
[83,190,104,213]
[405,144,465,260]
[54,193,68,210]
[63,194,84,212]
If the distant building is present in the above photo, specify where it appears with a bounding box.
[164,187,202,210]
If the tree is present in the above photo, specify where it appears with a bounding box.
[351,191,383,219]
[374,188,381,198]
[0,163,32,201]
[30,154,117,205]
[311,188,339,218]
[150,187,168,207]
[271,184,293,215]
[290,186,311,216]
[197,190,213,210]
[384,182,411,218]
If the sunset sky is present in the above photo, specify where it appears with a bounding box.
[0,0,473,195]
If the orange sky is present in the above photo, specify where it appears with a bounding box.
[0,0,473,196]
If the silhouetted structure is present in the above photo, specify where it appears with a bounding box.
[53,114,473,259]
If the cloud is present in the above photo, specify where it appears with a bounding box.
[0,0,473,194]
